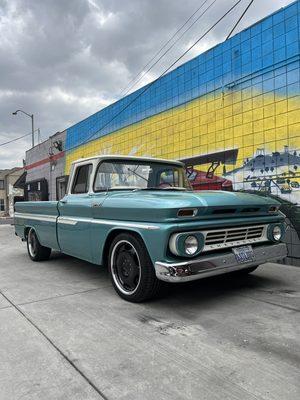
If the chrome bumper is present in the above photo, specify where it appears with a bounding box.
[154,243,287,283]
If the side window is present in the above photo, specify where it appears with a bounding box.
[72,164,92,194]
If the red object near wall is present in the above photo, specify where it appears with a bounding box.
[186,168,233,191]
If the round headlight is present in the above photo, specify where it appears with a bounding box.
[184,235,198,255]
[272,225,282,241]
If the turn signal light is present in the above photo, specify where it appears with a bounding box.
[269,206,279,213]
[177,208,197,217]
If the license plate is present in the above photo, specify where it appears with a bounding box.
[232,245,255,264]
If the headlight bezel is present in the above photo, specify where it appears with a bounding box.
[169,232,204,257]
[267,223,285,242]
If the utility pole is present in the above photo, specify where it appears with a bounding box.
[12,109,35,148]
[31,114,34,147]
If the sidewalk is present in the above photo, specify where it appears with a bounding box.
[0,217,13,225]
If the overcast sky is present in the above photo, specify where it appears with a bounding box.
[0,0,295,168]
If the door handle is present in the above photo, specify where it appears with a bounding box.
[92,203,101,207]
[60,199,67,204]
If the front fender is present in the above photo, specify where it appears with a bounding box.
[90,221,171,266]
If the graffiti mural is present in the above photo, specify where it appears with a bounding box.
[225,146,300,203]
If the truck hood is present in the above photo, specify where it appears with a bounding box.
[98,190,280,223]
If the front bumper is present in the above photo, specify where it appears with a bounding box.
[154,243,287,283]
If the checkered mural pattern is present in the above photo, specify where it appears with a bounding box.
[66,2,299,168]
[63,1,300,261]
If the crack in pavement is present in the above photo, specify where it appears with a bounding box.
[0,305,12,310]
[0,289,109,400]
[17,285,110,307]
[239,293,300,312]
[0,285,111,312]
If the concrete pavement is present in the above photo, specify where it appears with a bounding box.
[0,224,299,400]
[0,218,13,225]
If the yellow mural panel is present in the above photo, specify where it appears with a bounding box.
[65,89,300,203]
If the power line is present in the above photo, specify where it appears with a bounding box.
[68,0,244,153]
[226,0,255,40]
[122,0,218,97]
[0,129,39,147]
[120,0,212,97]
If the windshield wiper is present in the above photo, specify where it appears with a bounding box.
[135,187,188,191]
[126,167,149,183]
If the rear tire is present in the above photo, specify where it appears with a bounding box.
[27,228,51,261]
[108,233,162,302]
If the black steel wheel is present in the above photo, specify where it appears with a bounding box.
[108,233,162,302]
[26,228,51,261]
[111,240,141,294]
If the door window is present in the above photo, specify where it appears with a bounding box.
[72,164,92,194]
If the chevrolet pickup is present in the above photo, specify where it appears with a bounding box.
[14,155,287,302]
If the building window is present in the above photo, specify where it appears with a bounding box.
[56,176,69,200]
[0,199,4,211]
[0,180,4,190]
[25,179,49,202]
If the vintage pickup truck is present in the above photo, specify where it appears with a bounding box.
[14,155,287,302]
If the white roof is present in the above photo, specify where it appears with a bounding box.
[72,154,184,166]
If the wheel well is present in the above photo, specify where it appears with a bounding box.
[24,226,35,239]
[24,226,31,238]
[102,229,143,267]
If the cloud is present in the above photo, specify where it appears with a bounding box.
[0,0,295,168]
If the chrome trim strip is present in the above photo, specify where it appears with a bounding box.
[58,217,77,226]
[14,212,57,223]
[57,216,160,230]
[155,243,287,283]
[15,212,160,230]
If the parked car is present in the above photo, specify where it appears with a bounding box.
[14,155,287,302]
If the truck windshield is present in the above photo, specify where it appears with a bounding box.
[93,160,192,191]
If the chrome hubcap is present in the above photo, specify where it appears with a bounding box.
[28,229,37,257]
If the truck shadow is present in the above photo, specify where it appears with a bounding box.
[50,251,281,306]
[159,273,279,304]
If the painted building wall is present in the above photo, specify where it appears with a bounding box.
[0,170,9,216]
[25,130,66,201]
[25,1,300,263]
[65,1,300,203]
[5,168,24,217]
[0,168,24,217]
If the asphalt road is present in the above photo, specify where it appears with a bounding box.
[0,225,299,400]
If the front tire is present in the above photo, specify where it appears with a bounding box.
[108,233,161,302]
[27,228,51,261]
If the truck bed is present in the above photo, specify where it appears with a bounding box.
[14,201,60,250]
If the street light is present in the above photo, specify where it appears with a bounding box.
[12,109,35,148]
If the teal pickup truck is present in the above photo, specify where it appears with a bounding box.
[14,155,287,302]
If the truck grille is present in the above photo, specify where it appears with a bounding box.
[203,225,267,252]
